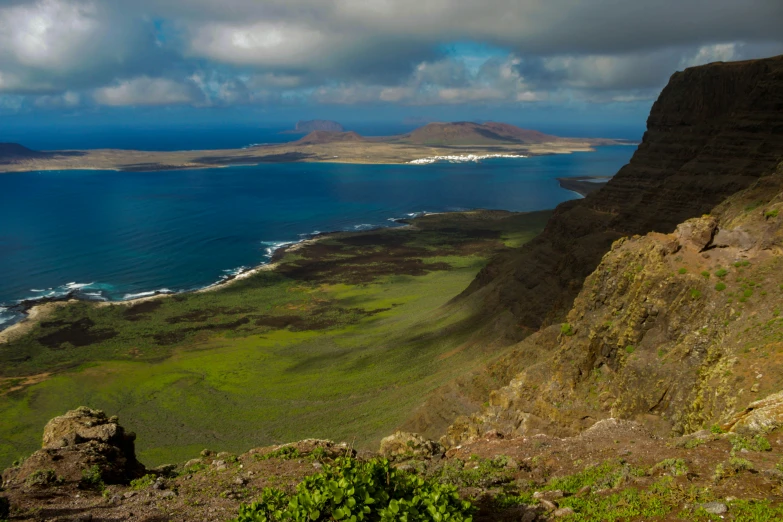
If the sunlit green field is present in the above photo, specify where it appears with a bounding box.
[0,210,550,468]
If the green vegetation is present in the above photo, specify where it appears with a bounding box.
[0,211,551,468]
[25,469,62,487]
[765,209,780,219]
[434,456,514,488]
[649,458,688,477]
[701,271,711,279]
[715,282,727,292]
[625,345,635,354]
[690,289,702,300]
[561,323,575,336]
[715,268,728,278]
[679,268,688,275]
[730,435,772,454]
[713,457,754,482]
[233,457,475,522]
[80,465,105,491]
[130,474,156,490]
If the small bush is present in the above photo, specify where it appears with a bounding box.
[560,323,575,337]
[233,457,475,522]
[715,282,727,292]
[80,465,105,491]
[730,435,772,454]
[765,209,779,219]
[625,345,635,354]
[683,438,706,450]
[255,446,302,461]
[130,474,156,490]
[650,458,688,477]
[713,457,754,482]
[678,268,688,275]
[715,268,728,278]
[690,289,702,300]
[26,469,62,487]
[700,271,711,279]
[710,424,726,435]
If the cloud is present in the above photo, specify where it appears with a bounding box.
[93,76,202,106]
[1,0,782,109]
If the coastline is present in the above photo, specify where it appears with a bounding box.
[0,219,421,344]
[0,140,634,175]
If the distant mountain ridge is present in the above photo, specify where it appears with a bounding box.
[293,120,345,133]
[0,143,48,163]
[293,130,366,145]
[395,121,560,146]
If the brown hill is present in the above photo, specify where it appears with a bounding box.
[396,121,560,146]
[293,130,366,145]
[0,143,47,164]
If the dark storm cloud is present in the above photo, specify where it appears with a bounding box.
[0,0,782,108]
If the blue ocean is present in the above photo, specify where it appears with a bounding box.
[0,131,636,328]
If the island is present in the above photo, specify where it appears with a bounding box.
[0,121,631,174]
[288,119,345,133]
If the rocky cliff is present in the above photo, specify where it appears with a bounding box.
[445,159,783,446]
[462,55,783,337]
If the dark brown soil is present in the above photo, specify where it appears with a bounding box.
[37,318,117,349]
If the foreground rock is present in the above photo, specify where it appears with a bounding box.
[379,431,443,460]
[2,406,145,487]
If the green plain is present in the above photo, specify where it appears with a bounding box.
[0,210,550,468]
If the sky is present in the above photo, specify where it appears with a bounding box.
[1,0,782,134]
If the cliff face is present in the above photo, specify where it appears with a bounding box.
[462,55,783,336]
[444,161,783,446]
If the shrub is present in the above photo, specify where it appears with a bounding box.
[650,458,688,477]
[713,457,754,482]
[255,446,302,461]
[233,457,475,522]
[690,289,702,300]
[730,435,772,454]
[765,209,779,219]
[710,425,725,435]
[80,465,105,491]
[678,268,688,275]
[560,323,575,337]
[130,474,156,490]
[701,271,711,279]
[625,345,635,354]
[715,282,727,292]
[26,469,62,487]
[715,268,728,278]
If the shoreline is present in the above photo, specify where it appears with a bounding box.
[0,218,424,343]
[0,141,636,175]
[0,172,606,341]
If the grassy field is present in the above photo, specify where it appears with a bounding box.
[0,210,550,468]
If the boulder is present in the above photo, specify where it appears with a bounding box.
[2,407,145,487]
[710,227,754,251]
[727,391,783,434]
[379,431,443,460]
[674,216,718,251]
[250,439,355,460]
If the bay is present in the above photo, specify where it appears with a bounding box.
[0,145,634,327]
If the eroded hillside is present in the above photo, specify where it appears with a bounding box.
[445,162,783,447]
[462,54,783,337]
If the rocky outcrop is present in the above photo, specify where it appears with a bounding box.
[445,163,783,446]
[2,407,145,487]
[379,431,443,460]
[461,54,783,337]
